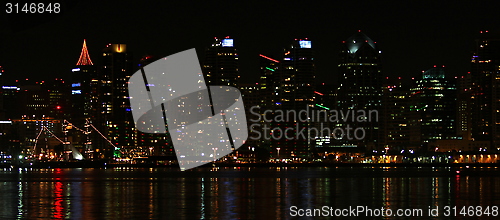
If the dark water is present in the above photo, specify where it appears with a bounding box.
[0,166,499,219]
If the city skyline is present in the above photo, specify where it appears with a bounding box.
[0,31,498,161]
[2,2,500,219]
[1,1,500,162]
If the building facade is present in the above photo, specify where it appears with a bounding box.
[336,31,382,149]
[97,43,135,158]
[409,66,457,151]
[470,32,500,149]
[203,37,239,87]
[269,39,316,159]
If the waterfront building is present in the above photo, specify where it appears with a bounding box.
[409,66,457,150]
[470,31,500,148]
[203,36,239,87]
[269,38,316,159]
[336,31,382,149]
[381,77,410,153]
[97,43,135,158]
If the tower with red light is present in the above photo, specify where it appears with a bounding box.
[70,40,99,155]
[71,39,97,124]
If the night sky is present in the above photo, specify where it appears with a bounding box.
[1,1,499,85]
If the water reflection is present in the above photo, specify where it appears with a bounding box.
[0,167,498,219]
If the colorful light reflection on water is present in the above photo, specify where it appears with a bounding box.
[0,167,498,219]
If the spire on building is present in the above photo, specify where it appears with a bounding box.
[76,39,94,66]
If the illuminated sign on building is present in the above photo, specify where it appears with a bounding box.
[315,137,357,148]
[2,86,18,90]
[72,83,81,87]
[315,137,331,146]
[222,39,234,47]
[72,90,82,94]
[299,40,312,48]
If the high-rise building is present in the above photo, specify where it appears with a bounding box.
[135,55,173,157]
[409,66,456,150]
[1,85,20,120]
[0,66,4,120]
[269,38,316,159]
[239,82,261,157]
[69,39,97,153]
[336,31,382,149]
[457,72,472,140]
[279,39,315,110]
[0,66,3,86]
[71,39,96,125]
[258,54,280,111]
[311,83,336,156]
[470,31,500,147]
[97,43,134,158]
[382,77,410,152]
[203,37,239,87]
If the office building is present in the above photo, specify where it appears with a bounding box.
[382,77,410,152]
[409,66,457,149]
[470,31,500,148]
[336,31,382,149]
[203,37,239,87]
[97,43,134,158]
[269,38,316,159]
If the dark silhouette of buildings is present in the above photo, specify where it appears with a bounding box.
[269,38,316,159]
[470,32,500,148]
[336,31,382,149]
[203,37,239,87]
[97,43,134,158]
[409,67,457,151]
[382,77,410,152]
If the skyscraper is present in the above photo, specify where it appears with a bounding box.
[457,72,472,140]
[258,54,280,111]
[382,77,410,152]
[470,31,500,147]
[0,66,5,120]
[337,31,382,149]
[239,82,261,157]
[135,55,173,157]
[279,39,315,110]
[269,38,315,159]
[70,39,97,154]
[98,43,134,158]
[203,37,239,87]
[1,85,19,120]
[409,66,456,149]
[71,39,96,125]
